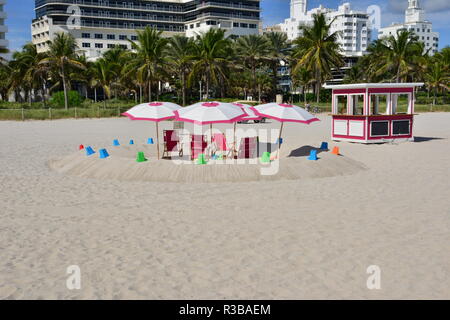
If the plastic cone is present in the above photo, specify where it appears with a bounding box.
[196,154,207,165]
[85,146,95,156]
[79,144,84,150]
[308,150,318,161]
[331,147,340,155]
[136,151,147,163]
[320,142,328,150]
[147,138,154,144]
[99,149,110,159]
[261,152,271,163]
[129,139,134,145]
[113,139,120,146]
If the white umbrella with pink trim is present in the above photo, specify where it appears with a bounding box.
[232,103,261,121]
[174,101,246,125]
[122,102,181,159]
[251,103,320,157]
[174,101,248,157]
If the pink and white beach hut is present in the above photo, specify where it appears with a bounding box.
[323,83,424,143]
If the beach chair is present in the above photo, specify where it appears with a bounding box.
[211,133,233,159]
[163,130,183,159]
[236,137,259,159]
[190,134,208,161]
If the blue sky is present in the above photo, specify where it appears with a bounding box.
[5,0,450,53]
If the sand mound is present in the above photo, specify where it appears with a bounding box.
[49,143,367,183]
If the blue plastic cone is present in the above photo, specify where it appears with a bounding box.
[99,149,110,159]
[129,139,134,145]
[85,146,95,156]
[320,142,328,150]
[113,139,120,146]
[147,138,154,144]
[308,150,318,161]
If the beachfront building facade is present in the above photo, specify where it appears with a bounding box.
[279,1,371,58]
[0,0,8,57]
[32,0,261,60]
[378,0,439,55]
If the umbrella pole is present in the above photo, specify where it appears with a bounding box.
[210,123,213,157]
[277,122,284,159]
[233,122,237,159]
[156,122,160,160]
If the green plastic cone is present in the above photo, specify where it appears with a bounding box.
[196,154,207,165]
[260,151,271,163]
[136,151,147,163]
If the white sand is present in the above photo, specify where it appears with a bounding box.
[0,113,449,299]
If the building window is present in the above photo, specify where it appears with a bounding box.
[119,35,127,40]
[95,34,103,39]
[233,22,239,27]
[107,44,115,48]
[82,33,91,39]
[131,35,138,41]
[107,34,115,40]
[240,23,248,28]
[82,43,91,48]
[95,43,103,48]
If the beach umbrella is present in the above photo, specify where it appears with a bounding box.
[122,102,181,159]
[233,103,261,121]
[231,103,261,155]
[174,101,248,157]
[251,103,319,157]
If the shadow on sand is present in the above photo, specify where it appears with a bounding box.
[414,136,445,143]
[288,145,326,158]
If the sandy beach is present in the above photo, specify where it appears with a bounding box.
[0,113,449,299]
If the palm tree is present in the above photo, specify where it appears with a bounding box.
[292,67,313,104]
[167,35,194,106]
[102,46,127,99]
[424,62,449,108]
[292,13,344,103]
[378,30,422,83]
[189,29,231,100]
[265,32,290,99]
[128,27,168,101]
[39,33,85,109]
[235,34,270,98]
[91,58,118,108]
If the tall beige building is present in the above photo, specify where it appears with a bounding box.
[0,0,8,56]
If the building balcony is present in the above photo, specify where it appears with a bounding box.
[0,24,7,33]
[35,0,185,13]
[0,38,8,49]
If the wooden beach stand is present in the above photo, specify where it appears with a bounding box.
[323,83,424,143]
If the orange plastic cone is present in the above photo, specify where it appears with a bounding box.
[331,146,340,155]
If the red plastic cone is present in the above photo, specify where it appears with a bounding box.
[79,144,84,150]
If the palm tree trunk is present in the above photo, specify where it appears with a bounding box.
[61,65,69,110]
[139,85,143,103]
[148,81,152,102]
[182,73,186,107]
[206,73,210,100]
[94,87,97,103]
[315,68,322,104]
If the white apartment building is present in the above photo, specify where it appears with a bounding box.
[279,1,371,57]
[378,0,439,55]
[0,0,8,57]
[32,0,261,60]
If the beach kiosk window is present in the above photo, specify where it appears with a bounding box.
[324,83,423,143]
